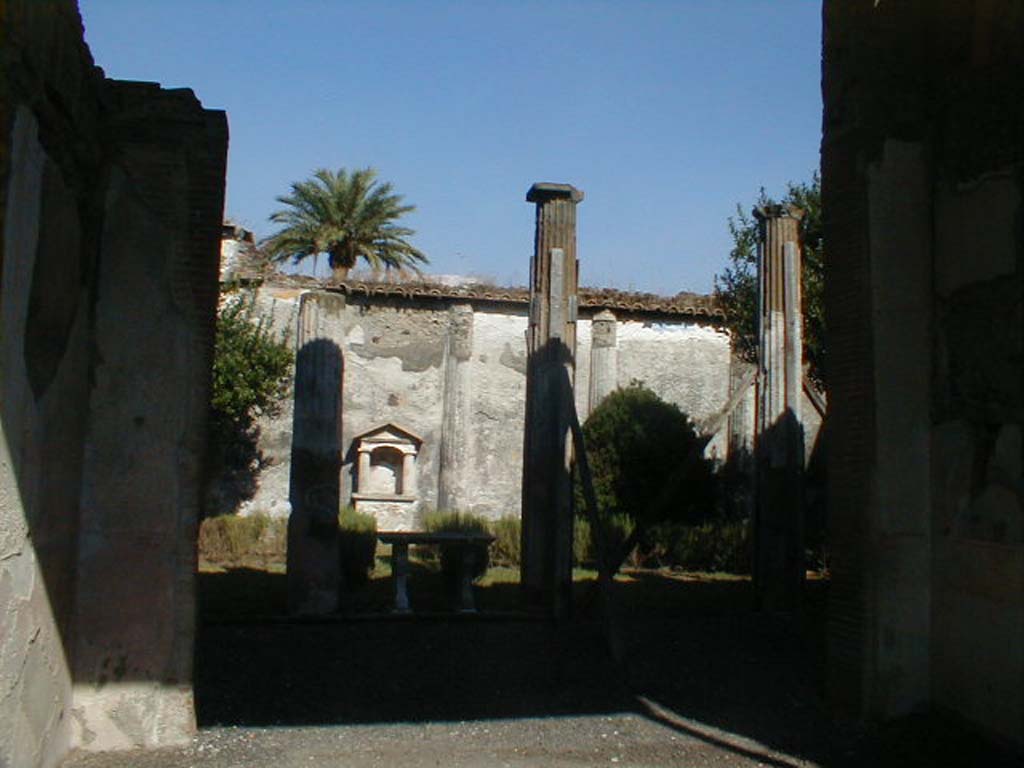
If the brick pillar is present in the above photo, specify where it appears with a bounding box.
[521,182,583,617]
[71,82,226,751]
[754,204,805,612]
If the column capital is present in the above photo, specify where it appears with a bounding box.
[754,204,803,223]
[527,182,584,204]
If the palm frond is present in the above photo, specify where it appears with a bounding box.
[260,166,427,276]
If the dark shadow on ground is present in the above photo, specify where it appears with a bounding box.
[195,569,1020,767]
[613,573,840,763]
[196,615,632,726]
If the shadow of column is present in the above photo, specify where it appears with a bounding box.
[754,408,805,612]
[522,338,577,615]
[287,337,344,614]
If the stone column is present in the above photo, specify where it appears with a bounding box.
[287,292,345,614]
[753,205,805,612]
[402,450,417,496]
[358,449,371,492]
[437,303,474,512]
[521,182,583,616]
[588,309,618,414]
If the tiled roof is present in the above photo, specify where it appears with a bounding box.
[258,274,724,319]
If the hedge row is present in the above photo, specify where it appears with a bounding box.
[199,510,756,576]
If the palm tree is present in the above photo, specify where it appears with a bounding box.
[262,167,428,282]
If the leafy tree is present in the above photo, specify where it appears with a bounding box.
[262,167,428,282]
[206,291,293,515]
[575,384,716,573]
[714,173,824,387]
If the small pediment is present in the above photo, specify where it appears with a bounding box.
[352,422,423,448]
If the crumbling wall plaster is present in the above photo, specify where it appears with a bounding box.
[237,285,750,525]
[464,309,529,519]
[616,321,732,422]
[339,299,449,517]
[0,106,83,768]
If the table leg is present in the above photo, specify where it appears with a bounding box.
[459,544,477,613]
[393,542,410,613]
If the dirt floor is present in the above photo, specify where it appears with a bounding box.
[62,570,1019,767]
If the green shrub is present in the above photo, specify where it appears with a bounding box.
[577,384,715,528]
[488,516,521,567]
[210,291,293,428]
[338,507,377,586]
[198,512,287,562]
[573,513,636,568]
[205,290,293,517]
[645,518,752,574]
[573,515,592,567]
[575,384,716,575]
[422,510,490,583]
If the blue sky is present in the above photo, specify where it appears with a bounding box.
[79,1,821,294]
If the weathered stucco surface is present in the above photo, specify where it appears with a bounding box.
[1,106,82,768]
[227,282,773,528]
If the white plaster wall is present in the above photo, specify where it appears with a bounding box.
[575,318,593,420]
[237,287,740,524]
[337,302,448,520]
[464,309,529,520]
[616,321,732,422]
[616,320,733,459]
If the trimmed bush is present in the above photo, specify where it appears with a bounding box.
[422,510,490,583]
[575,384,717,575]
[338,506,377,586]
[645,518,752,574]
[573,513,635,568]
[488,516,521,567]
[577,384,716,529]
[573,515,592,567]
[198,512,286,563]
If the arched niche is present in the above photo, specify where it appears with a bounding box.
[350,423,423,531]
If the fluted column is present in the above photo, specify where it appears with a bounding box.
[753,205,805,612]
[437,303,474,512]
[287,292,344,614]
[588,310,618,414]
[521,182,583,616]
[401,450,417,497]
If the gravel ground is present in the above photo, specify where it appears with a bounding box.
[63,710,817,768]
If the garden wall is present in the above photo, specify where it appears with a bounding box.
[220,278,823,528]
